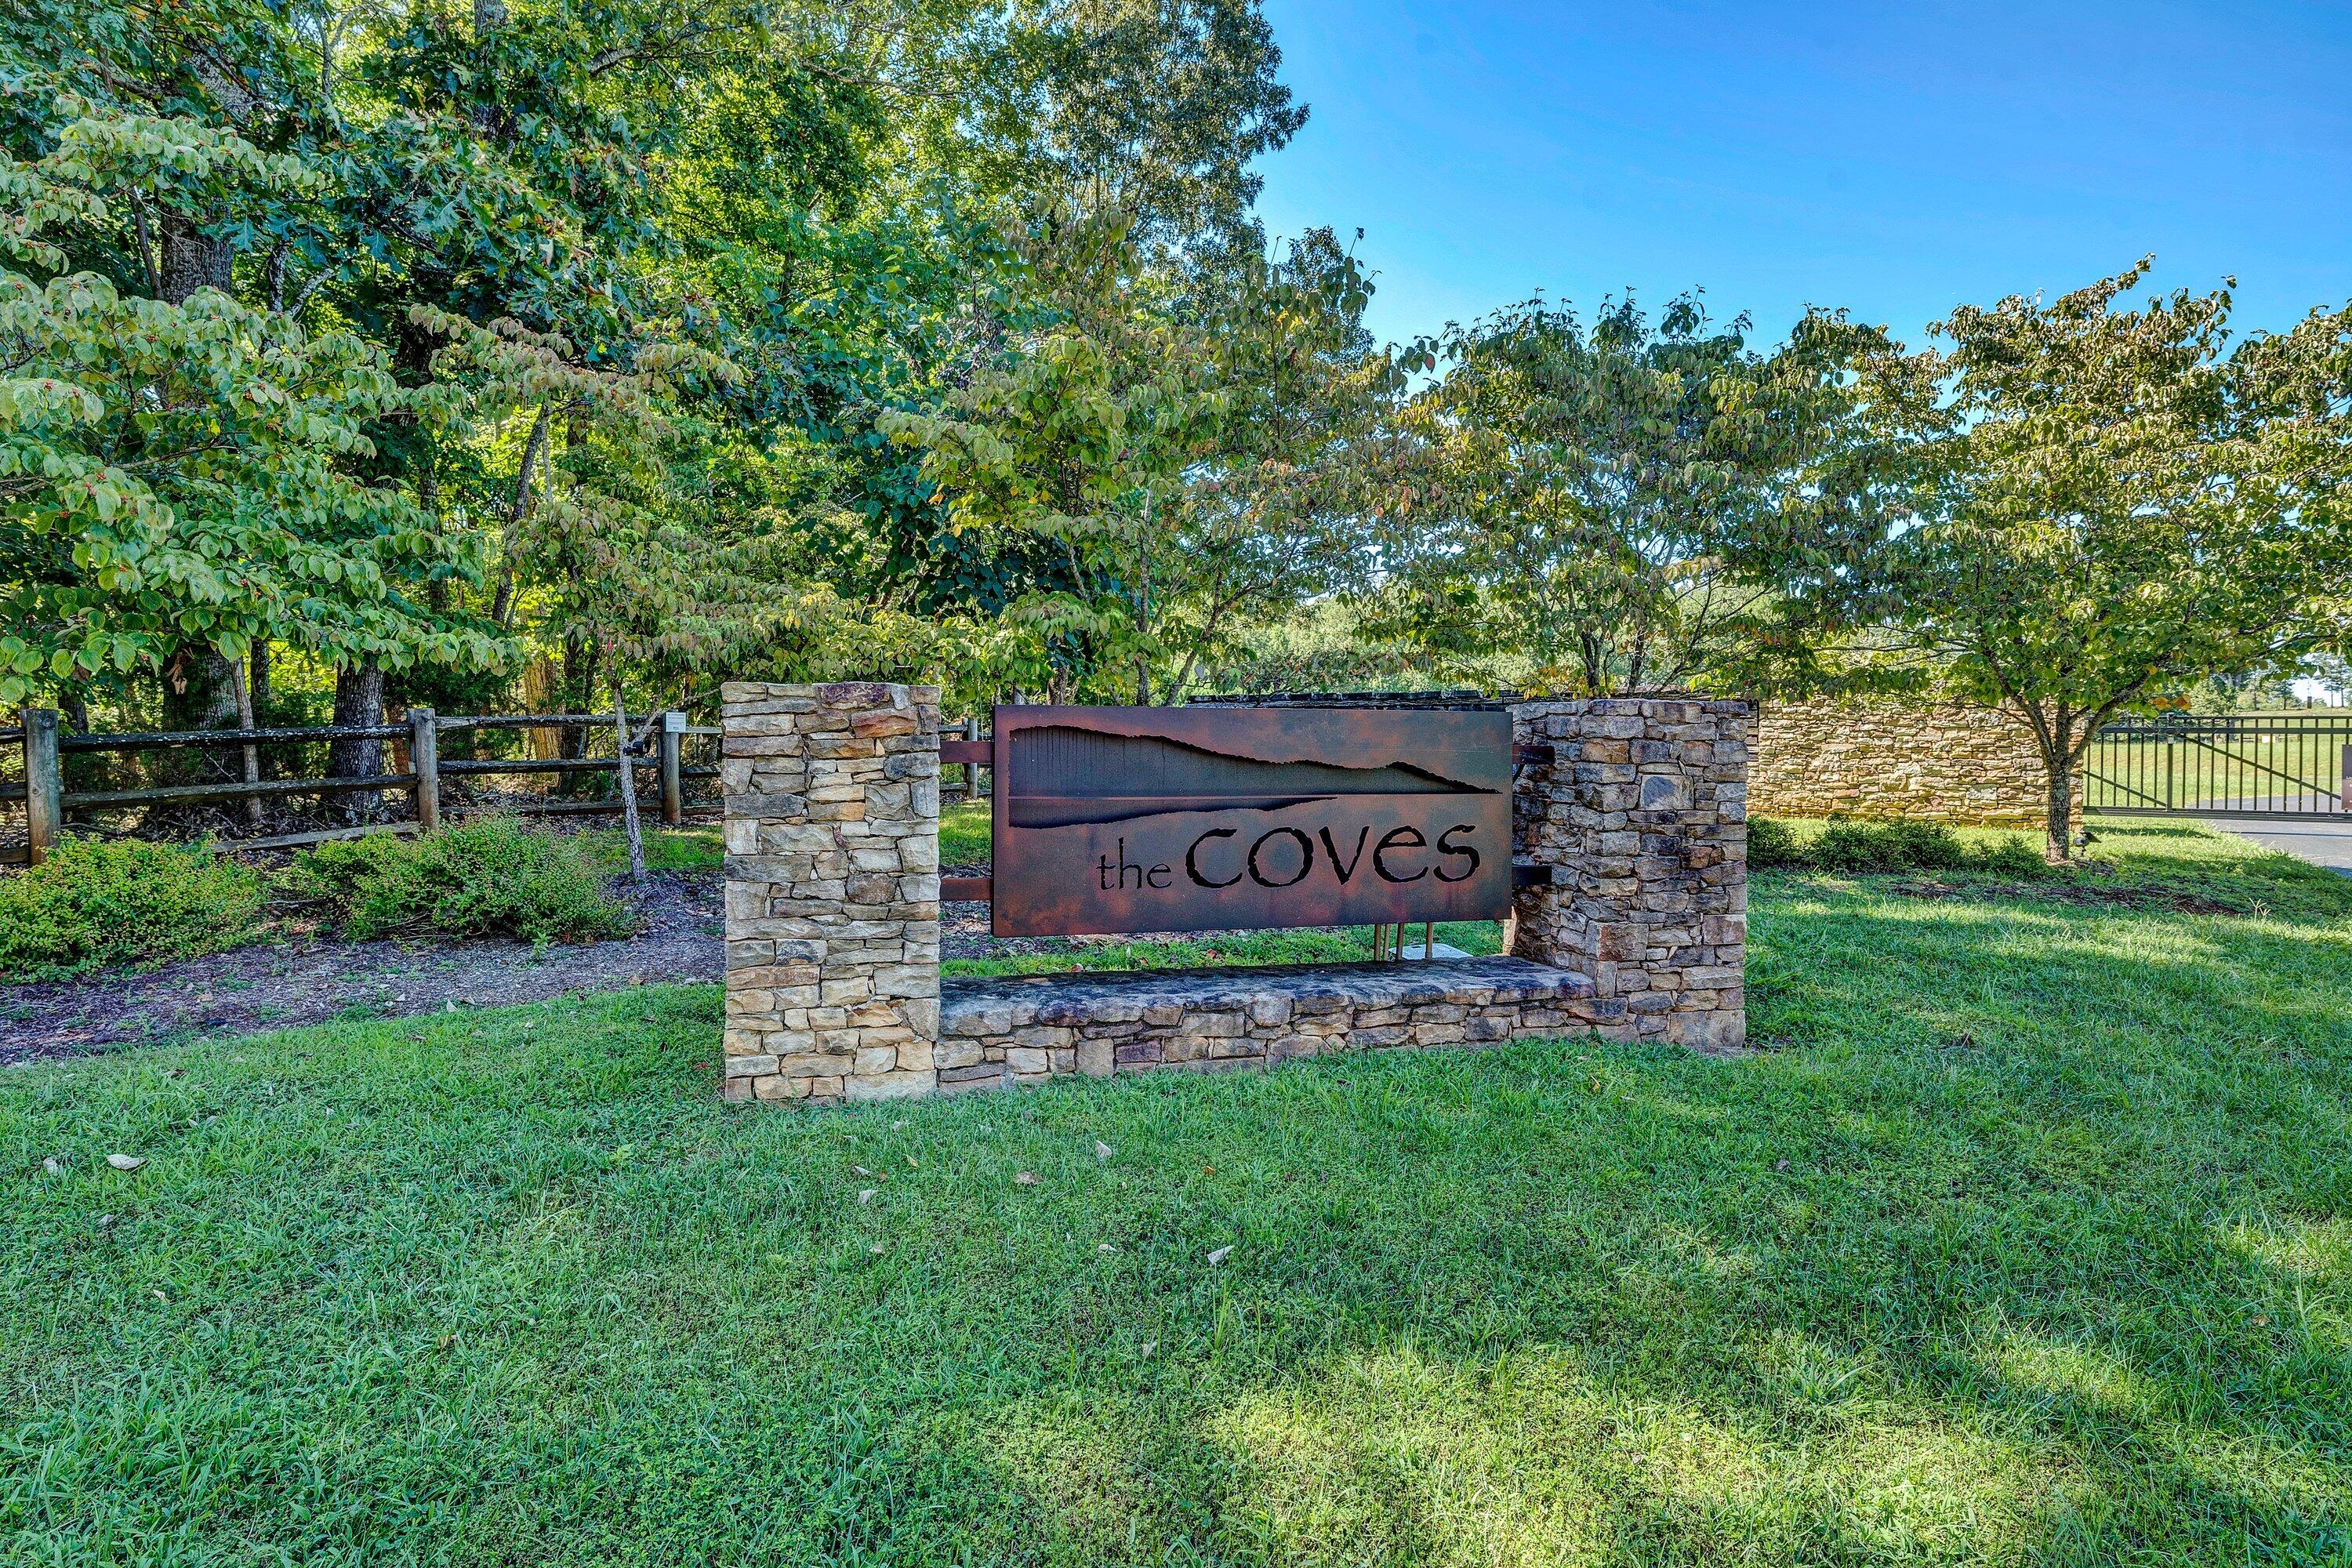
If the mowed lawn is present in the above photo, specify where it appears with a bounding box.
[5,825,2351,1565]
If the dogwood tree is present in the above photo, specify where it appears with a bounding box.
[1367,292,1875,696]
[1761,262,2352,862]
[0,105,506,710]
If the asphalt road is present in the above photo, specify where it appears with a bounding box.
[2198,805,2352,875]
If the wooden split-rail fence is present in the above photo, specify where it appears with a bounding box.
[2,707,721,867]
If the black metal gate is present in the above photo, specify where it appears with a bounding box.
[2084,713,2352,819]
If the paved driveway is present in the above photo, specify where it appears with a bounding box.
[2200,814,2352,875]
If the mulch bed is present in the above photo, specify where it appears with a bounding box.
[0,869,728,1068]
[0,861,1105,1066]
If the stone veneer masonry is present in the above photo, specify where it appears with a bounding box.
[721,681,941,1104]
[1508,697,1752,1053]
[721,690,1750,1104]
[1751,697,2077,829]
[934,958,1607,1092]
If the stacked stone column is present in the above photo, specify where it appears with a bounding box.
[1510,697,1751,1052]
[720,682,941,1103]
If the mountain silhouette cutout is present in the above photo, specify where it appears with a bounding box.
[1007,724,1494,829]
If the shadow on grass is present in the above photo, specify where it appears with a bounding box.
[1760,816,2352,926]
[4,871,2350,1564]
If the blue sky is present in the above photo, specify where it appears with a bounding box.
[1250,1,2352,353]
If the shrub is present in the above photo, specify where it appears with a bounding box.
[1813,819,1969,873]
[1753,815,2053,877]
[1748,816,1807,869]
[1970,837,2053,878]
[285,817,637,944]
[0,836,263,980]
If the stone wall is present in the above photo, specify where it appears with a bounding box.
[720,681,941,1104]
[1751,697,2072,829]
[1509,697,1751,1052]
[935,958,1613,1093]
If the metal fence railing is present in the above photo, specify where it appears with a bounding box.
[2084,712,2352,819]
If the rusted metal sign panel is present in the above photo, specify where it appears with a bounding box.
[989,705,1512,937]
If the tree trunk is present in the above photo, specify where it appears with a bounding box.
[248,644,275,779]
[1581,632,1607,698]
[488,403,551,627]
[612,678,646,884]
[58,691,90,817]
[2007,695,2079,866]
[232,659,263,826]
[559,632,593,787]
[2043,760,2074,866]
[329,661,387,825]
[151,203,240,801]
[159,649,243,786]
[162,648,241,731]
[249,643,271,724]
[159,216,234,304]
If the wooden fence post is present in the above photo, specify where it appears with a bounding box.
[659,711,685,826]
[21,708,60,866]
[409,707,440,831]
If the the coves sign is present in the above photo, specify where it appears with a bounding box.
[987,706,1513,937]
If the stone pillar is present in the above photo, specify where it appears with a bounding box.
[720,681,942,1103]
[1510,696,1751,1052]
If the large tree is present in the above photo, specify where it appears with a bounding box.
[1368,293,1871,695]
[880,207,1388,703]
[0,104,506,715]
[3,0,1330,762]
[1759,262,2352,862]
[948,0,1305,256]
[1155,225,1396,693]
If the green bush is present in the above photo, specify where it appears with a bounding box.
[1748,815,1806,869]
[1752,815,2052,877]
[1971,837,2053,878]
[285,817,637,944]
[0,836,263,980]
[1813,819,1969,873]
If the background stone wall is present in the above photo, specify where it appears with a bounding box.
[721,681,941,1105]
[1752,697,2073,829]
[1510,697,1751,1052]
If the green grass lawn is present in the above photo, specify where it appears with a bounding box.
[5,822,2351,1564]
[942,797,990,866]
[576,824,725,873]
